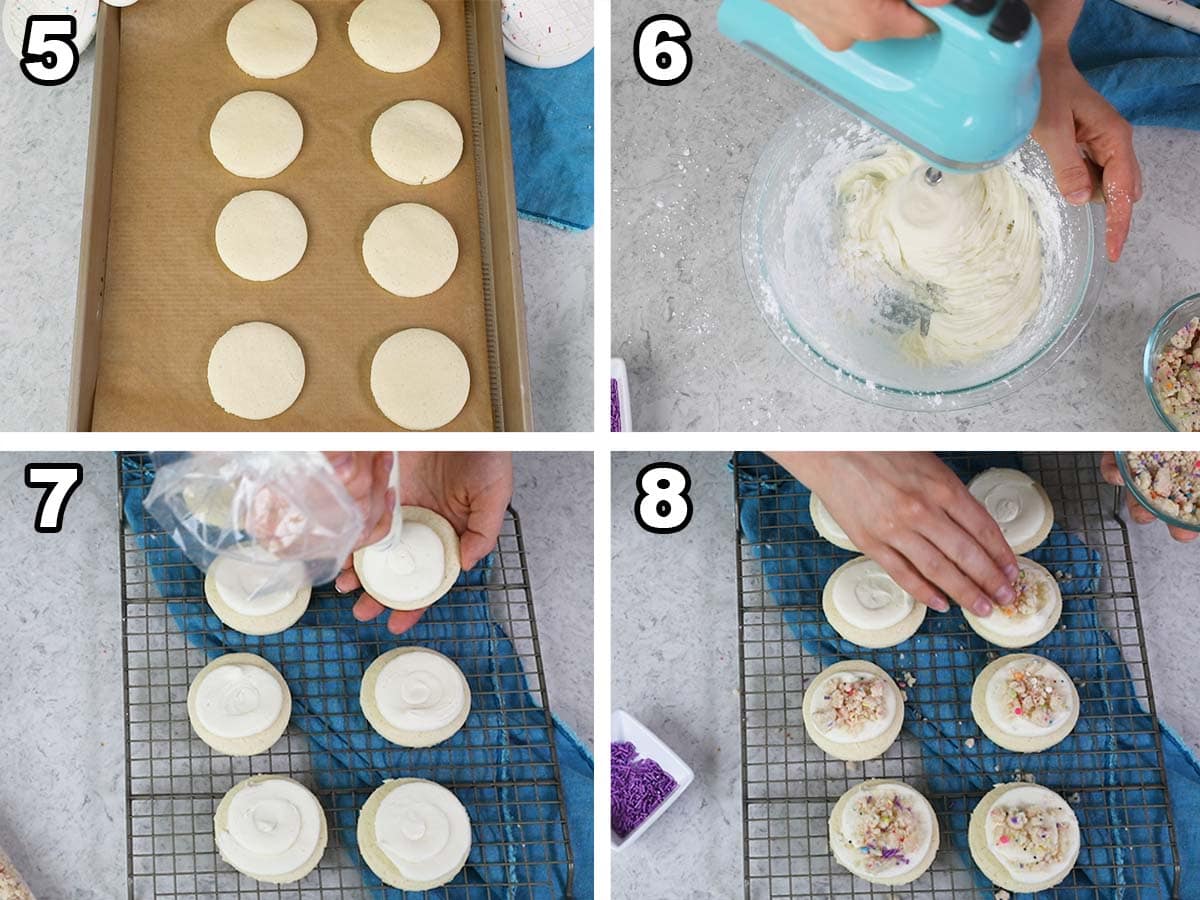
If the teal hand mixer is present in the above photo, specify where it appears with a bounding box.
[717,0,1043,175]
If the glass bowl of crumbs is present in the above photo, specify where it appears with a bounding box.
[1116,451,1200,533]
[1144,293,1200,431]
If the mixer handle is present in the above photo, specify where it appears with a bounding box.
[918,0,1035,45]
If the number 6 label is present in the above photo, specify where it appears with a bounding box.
[635,463,693,535]
[20,15,80,87]
[634,15,693,86]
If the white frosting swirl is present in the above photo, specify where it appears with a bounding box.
[974,559,1058,639]
[376,781,471,884]
[810,672,898,743]
[375,649,468,733]
[211,546,307,617]
[984,786,1079,885]
[969,469,1049,549]
[831,559,915,630]
[811,495,856,550]
[196,663,285,738]
[984,657,1074,738]
[357,522,445,604]
[216,779,323,878]
[832,783,934,879]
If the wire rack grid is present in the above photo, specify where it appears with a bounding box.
[117,453,574,899]
[734,452,1180,900]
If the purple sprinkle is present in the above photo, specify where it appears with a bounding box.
[610,379,623,432]
[611,740,678,838]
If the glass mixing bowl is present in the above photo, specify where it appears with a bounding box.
[1115,451,1200,534]
[741,101,1106,411]
[1142,293,1200,432]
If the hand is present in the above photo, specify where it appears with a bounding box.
[773,452,1019,616]
[1100,453,1199,543]
[767,0,951,51]
[337,452,514,634]
[324,451,397,551]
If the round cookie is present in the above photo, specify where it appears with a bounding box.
[187,653,291,756]
[211,91,304,179]
[968,468,1054,554]
[371,100,463,186]
[363,203,458,298]
[205,545,312,635]
[801,660,903,761]
[216,191,308,282]
[349,0,441,74]
[829,779,940,886]
[822,557,927,648]
[810,494,858,552]
[215,775,327,884]
[971,653,1079,753]
[208,322,305,420]
[358,778,471,891]
[226,0,317,79]
[360,647,471,747]
[969,782,1080,893]
[370,330,470,431]
[353,506,461,610]
[962,557,1062,648]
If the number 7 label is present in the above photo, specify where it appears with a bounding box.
[25,463,83,533]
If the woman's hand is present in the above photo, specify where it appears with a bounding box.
[767,0,951,51]
[1100,453,1199,543]
[773,452,1019,616]
[336,452,514,634]
[325,451,396,550]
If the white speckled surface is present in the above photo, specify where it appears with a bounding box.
[0,48,592,432]
[612,0,1200,431]
[612,451,1200,898]
[0,451,591,897]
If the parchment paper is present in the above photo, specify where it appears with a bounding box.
[91,0,494,431]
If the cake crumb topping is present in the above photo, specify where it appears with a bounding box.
[1003,664,1069,728]
[815,676,889,736]
[989,803,1071,871]
[847,792,921,872]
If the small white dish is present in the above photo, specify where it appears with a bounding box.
[611,708,694,851]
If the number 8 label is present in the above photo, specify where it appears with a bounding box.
[635,463,694,534]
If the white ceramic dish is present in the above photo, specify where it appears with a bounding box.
[611,708,694,851]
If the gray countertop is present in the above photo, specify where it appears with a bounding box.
[0,45,592,433]
[612,0,1200,432]
[0,451,592,898]
[611,450,1200,899]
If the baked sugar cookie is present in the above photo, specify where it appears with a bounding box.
[208,322,305,421]
[829,779,939,886]
[227,0,317,79]
[822,557,926,648]
[353,507,461,610]
[971,653,1078,753]
[188,653,291,756]
[801,661,903,761]
[205,545,312,635]
[216,191,308,282]
[358,778,471,891]
[969,783,1080,893]
[360,647,470,747]
[372,100,463,186]
[363,203,458,298]
[215,775,327,883]
[962,557,1062,648]
[370,330,470,431]
[810,494,858,552]
[211,91,303,179]
[968,468,1054,554]
[349,0,441,73]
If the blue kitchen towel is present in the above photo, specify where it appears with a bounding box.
[734,451,1200,899]
[1072,0,1200,129]
[121,457,593,899]
[506,51,594,231]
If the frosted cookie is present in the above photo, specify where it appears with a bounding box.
[205,545,312,635]
[363,203,458,298]
[962,557,1061,648]
[208,322,305,421]
[216,191,307,282]
[227,0,317,79]
[188,653,291,756]
[969,783,1080,893]
[801,661,903,761]
[353,507,461,610]
[968,468,1054,554]
[829,779,939,886]
[359,778,471,890]
[810,494,858,552]
[211,91,303,179]
[822,557,926,648]
[215,775,327,883]
[370,330,471,431]
[360,647,471,747]
[349,0,441,74]
[971,653,1078,753]
[372,100,463,186]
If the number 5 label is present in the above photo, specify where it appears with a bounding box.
[634,15,693,86]
[20,15,80,86]
[25,463,83,533]
[634,463,694,534]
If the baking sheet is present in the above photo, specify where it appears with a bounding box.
[91,0,496,431]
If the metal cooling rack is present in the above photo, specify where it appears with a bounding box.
[735,452,1180,900]
[117,453,574,898]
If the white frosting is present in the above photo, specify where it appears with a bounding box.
[837,145,1043,365]
[216,779,323,878]
[375,650,468,733]
[974,559,1058,639]
[969,469,1049,549]
[984,786,1080,885]
[357,522,445,604]
[811,495,856,549]
[375,781,471,884]
[196,664,285,738]
[810,672,898,743]
[211,546,307,617]
[985,657,1074,738]
[832,783,934,879]
[831,559,915,630]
